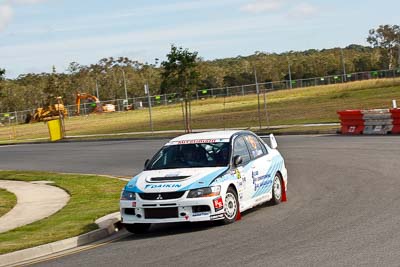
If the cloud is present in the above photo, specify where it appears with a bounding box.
[240,0,285,13]
[0,0,47,32]
[0,4,13,31]
[9,0,47,4]
[289,3,318,18]
[241,0,318,18]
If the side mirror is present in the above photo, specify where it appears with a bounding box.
[233,155,243,167]
[270,134,278,149]
[144,159,150,169]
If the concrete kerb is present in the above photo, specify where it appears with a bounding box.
[0,212,121,267]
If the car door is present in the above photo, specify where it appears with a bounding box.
[231,135,254,209]
[243,134,274,202]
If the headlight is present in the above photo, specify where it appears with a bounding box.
[187,186,221,198]
[120,190,136,200]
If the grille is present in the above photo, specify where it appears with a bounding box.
[139,191,185,200]
[144,208,178,219]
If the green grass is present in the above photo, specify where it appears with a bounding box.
[0,171,126,255]
[0,188,17,217]
[1,78,400,142]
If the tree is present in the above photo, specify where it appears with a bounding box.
[161,45,199,132]
[0,68,5,80]
[367,25,400,69]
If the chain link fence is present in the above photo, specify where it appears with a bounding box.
[1,68,400,127]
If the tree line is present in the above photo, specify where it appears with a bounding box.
[0,24,399,113]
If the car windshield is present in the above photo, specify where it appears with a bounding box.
[147,142,231,170]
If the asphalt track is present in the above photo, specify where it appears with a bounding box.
[1,135,400,266]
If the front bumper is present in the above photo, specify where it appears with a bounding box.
[120,192,225,224]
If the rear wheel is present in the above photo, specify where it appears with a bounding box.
[124,223,151,234]
[270,174,282,205]
[222,187,239,224]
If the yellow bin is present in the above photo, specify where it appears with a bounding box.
[47,119,63,141]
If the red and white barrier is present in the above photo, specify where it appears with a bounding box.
[391,109,400,134]
[337,110,364,134]
[338,108,400,135]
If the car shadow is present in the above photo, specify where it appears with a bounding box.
[116,201,278,242]
[117,221,217,241]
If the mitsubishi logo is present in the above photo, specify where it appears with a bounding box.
[156,194,163,200]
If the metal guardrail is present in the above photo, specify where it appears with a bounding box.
[1,68,400,126]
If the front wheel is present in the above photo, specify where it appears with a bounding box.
[270,174,282,205]
[124,223,151,234]
[222,187,239,225]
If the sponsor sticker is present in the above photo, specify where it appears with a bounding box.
[177,139,217,144]
[213,197,224,212]
[235,169,242,180]
[145,184,181,189]
[210,214,224,220]
[192,212,210,217]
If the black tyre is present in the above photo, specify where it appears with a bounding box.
[270,174,282,205]
[124,223,151,234]
[222,187,239,225]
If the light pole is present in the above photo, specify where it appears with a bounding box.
[287,57,292,89]
[398,43,400,69]
[145,83,154,133]
[121,68,128,101]
[95,79,99,99]
[254,67,262,129]
[341,48,347,82]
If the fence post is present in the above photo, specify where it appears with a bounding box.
[241,85,245,96]
[15,111,18,125]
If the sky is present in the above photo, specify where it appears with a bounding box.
[0,0,399,78]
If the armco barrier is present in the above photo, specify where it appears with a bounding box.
[390,109,400,134]
[338,108,399,135]
[337,110,364,134]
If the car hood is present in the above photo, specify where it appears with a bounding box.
[125,167,229,193]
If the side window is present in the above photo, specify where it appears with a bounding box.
[233,136,251,164]
[245,135,266,158]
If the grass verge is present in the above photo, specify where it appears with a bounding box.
[0,188,17,217]
[1,78,399,143]
[0,171,126,255]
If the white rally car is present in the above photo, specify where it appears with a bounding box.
[120,130,287,233]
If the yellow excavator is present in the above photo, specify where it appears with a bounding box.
[75,92,115,115]
[31,96,68,122]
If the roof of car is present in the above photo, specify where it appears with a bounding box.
[168,130,243,144]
